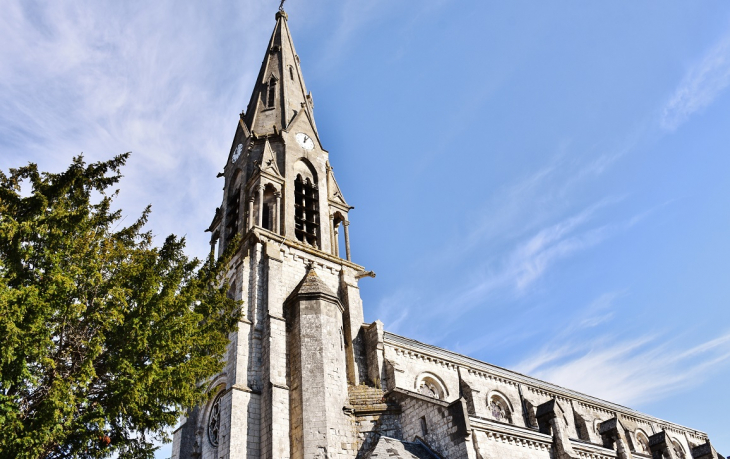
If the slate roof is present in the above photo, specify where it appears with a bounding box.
[362,436,441,459]
[290,268,336,296]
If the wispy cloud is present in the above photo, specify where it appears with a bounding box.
[515,330,730,406]
[448,197,629,311]
[661,30,730,131]
[0,0,270,258]
[513,291,730,406]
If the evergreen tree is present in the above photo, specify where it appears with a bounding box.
[0,154,241,458]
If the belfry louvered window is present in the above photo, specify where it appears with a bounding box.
[294,174,319,246]
[267,77,277,108]
[225,172,241,244]
[225,188,240,241]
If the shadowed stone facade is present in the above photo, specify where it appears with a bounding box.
[171,9,724,459]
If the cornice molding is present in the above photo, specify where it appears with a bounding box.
[383,332,707,438]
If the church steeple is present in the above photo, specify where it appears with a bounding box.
[243,9,318,139]
[213,9,353,261]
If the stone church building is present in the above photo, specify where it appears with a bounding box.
[171,9,723,459]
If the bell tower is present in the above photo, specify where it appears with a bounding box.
[172,8,370,459]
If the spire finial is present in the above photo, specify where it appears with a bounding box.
[279,0,286,12]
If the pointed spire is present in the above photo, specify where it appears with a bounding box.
[243,10,317,138]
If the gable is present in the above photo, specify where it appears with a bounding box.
[285,107,323,152]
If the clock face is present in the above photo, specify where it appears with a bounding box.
[231,143,243,163]
[296,132,314,151]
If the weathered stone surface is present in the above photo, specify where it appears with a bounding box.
[692,441,725,459]
[170,8,723,459]
[599,417,633,459]
[361,436,440,459]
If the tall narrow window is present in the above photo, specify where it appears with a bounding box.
[225,172,241,244]
[294,174,319,246]
[267,77,277,108]
[262,186,276,232]
[289,66,294,81]
[262,203,271,231]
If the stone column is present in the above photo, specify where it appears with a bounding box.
[343,220,351,261]
[329,215,336,255]
[274,191,281,235]
[256,186,264,228]
[333,223,340,257]
[247,196,255,230]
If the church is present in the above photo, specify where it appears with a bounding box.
[171,9,723,459]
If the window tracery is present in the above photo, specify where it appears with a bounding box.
[635,430,651,454]
[487,393,512,424]
[415,374,446,400]
[672,440,686,459]
[208,391,224,447]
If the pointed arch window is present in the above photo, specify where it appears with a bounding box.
[267,76,277,108]
[289,65,294,81]
[225,172,241,244]
[294,174,319,246]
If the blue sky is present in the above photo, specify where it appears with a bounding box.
[1,0,729,456]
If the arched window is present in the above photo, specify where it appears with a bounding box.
[208,391,224,447]
[225,171,241,243]
[289,65,294,81]
[331,212,346,258]
[262,185,277,232]
[487,392,512,424]
[294,174,319,246]
[267,76,277,108]
[415,373,446,400]
[635,430,651,455]
[672,439,686,459]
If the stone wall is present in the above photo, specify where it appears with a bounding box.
[391,389,473,459]
[381,332,714,459]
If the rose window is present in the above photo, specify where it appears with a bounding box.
[208,392,223,447]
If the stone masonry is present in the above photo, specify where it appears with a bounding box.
[171,8,724,459]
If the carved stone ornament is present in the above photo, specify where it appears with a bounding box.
[418,382,440,399]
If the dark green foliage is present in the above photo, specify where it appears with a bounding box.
[0,154,242,458]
